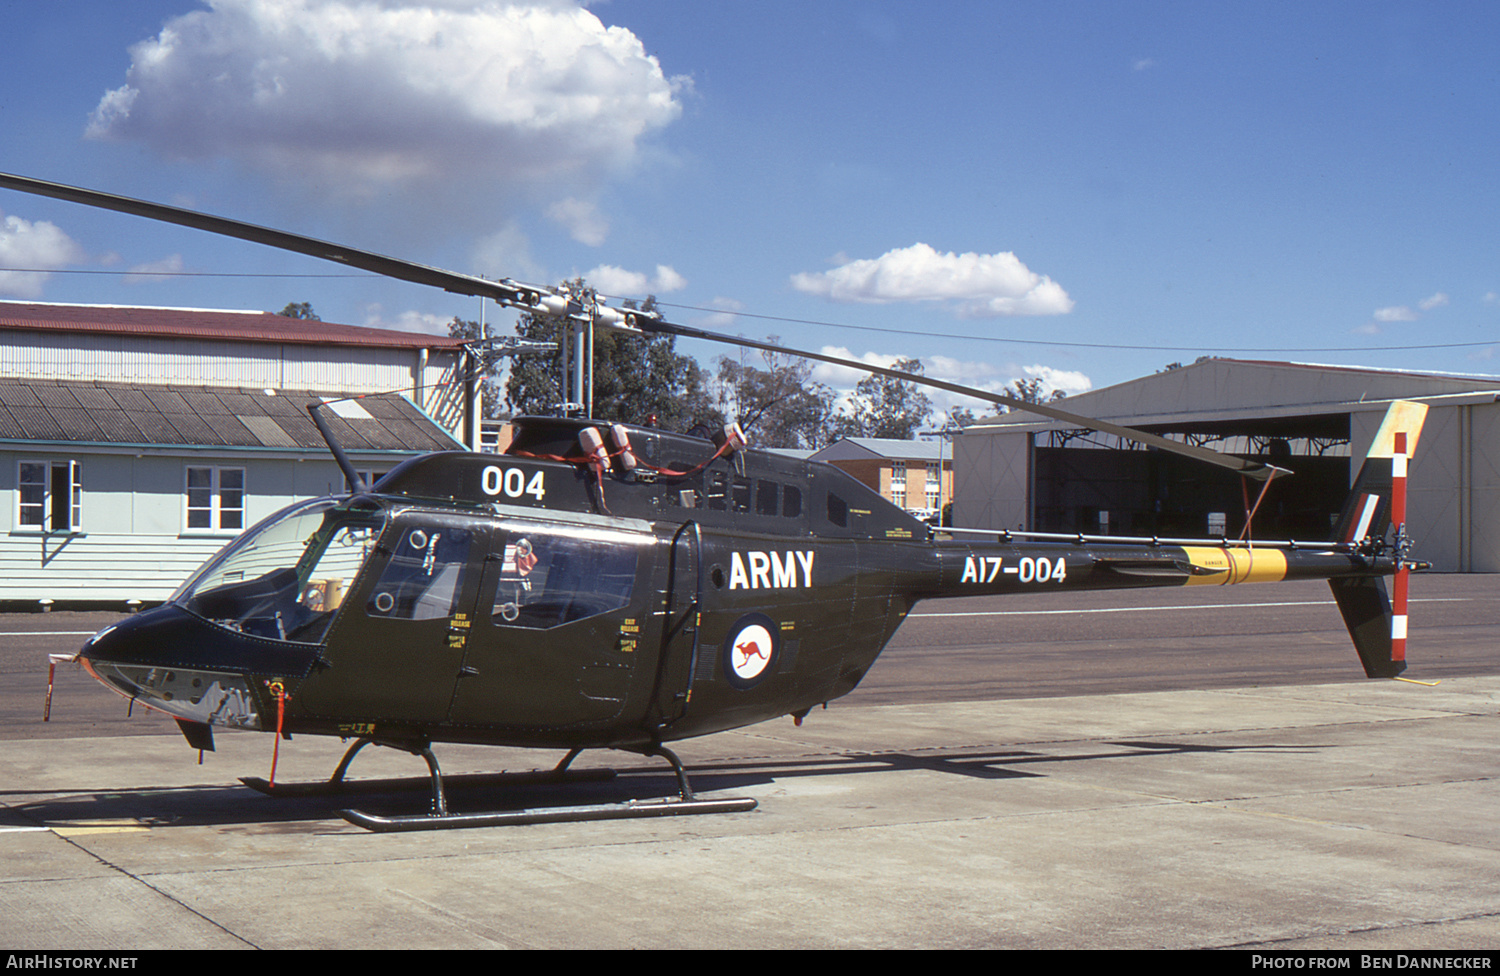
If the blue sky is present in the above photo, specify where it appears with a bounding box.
[1,0,1496,418]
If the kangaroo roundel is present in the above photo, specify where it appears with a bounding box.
[723,613,778,689]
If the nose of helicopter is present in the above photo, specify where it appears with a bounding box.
[80,603,319,730]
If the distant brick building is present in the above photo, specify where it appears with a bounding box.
[809,437,954,519]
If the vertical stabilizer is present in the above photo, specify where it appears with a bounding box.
[1328,400,1427,678]
[1331,400,1428,545]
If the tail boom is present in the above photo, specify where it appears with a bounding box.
[930,537,1393,598]
[922,399,1428,682]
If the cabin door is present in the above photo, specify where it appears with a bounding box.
[446,521,652,732]
[297,513,484,725]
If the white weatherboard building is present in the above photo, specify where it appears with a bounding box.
[953,359,1500,573]
[0,301,470,604]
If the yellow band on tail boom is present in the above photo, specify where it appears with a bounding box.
[1179,546,1289,585]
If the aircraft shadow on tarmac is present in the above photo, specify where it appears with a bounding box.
[0,739,1320,832]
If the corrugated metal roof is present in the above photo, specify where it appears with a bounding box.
[0,378,461,453]
[0,300,464,351]
[970,358,1500,433]
[810,437,949,463]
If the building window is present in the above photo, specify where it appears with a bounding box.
[890,460,907,509]
[186,466,245,530]
[350,469,390,493]
[18,460,82,532]
[926,462,942,510]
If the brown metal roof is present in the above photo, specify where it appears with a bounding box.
[0,300,463,350]
[0,377,461,454]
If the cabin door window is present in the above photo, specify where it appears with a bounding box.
[366,525,475,621]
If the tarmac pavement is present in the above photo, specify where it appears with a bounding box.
[3,673,1498,949]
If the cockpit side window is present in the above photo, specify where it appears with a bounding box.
[366,526,474,621]
[490,528,639,629]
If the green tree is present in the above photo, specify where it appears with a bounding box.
[947,406,979,429]
[833,357,933,440]
[502,306,565,418]
[714,341,836,449]
[1003,377,1066,409]
[276,302,320,320]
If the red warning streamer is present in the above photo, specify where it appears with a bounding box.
[268,680,287,787]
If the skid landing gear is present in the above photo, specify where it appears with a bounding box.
[242,739,610,799]
[242,739,757,831]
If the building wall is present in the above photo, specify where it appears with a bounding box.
[1465,402,1500,573]
[0,446,386,602]
[826,458,884,494]
[953,430,1029,531]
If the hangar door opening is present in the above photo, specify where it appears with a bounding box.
[1031,413,1352,540]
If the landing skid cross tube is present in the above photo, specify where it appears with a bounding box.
[340,744,756,832]
[239,741,615,799]
[243,739,757,831]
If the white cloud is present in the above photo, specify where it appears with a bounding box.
[806,346,1091,416]
[585,263,685,297]
[926,354,1007,384]
[361,303,454,336]
[0,212,85,298]
[808,346,902,388]
[790,243,1073,317]
[1133,58,1156,71]
[691,296,743,330]
[546,197,610,246]
[1020,364,1092,397]
[1373,305,1418,322]
[87,0,686,206]
[922,357,1092,406]
[651,265,687,293]
[471,221,543,282]
[123,253,185,284]
[1368,292,1450,330]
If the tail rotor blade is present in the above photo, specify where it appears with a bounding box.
[1391,564,1409,666]
[1390,431,1410,665]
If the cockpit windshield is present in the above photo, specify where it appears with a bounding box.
[173,497,386,644]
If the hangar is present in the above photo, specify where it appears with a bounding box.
[951,359,1500,572]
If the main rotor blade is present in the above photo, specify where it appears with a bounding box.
[0,171,529,305]
[0,170,1286,480]
[631,318,1291,481]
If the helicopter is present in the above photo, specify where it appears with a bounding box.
[0,171,1428,831]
